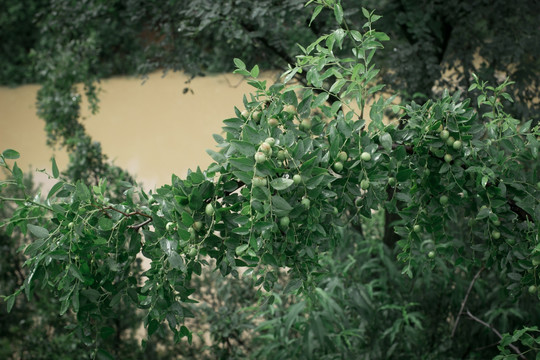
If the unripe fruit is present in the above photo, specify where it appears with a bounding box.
[300,119,312,131]
[446,136,455,147]
[439,195,449,205]
[361,179,370,190]
[301,197,310,209]
[259,142,272,156]
[188,247,197,257]
[255,151,267,163]
[492,230,501,240]
[361,152,372,161]
[444,154,453,163]
[437,125,443,132]
[252,111,261,122]
[528,285,537,294]
[166,222,175,231]
[453,140,462,150]
[264,137,275,146]
[277,150,287,161]
[193,221,203,231]
[68,222,74,229]
[280,216,290,228]
[253,176,267,187]
[333,207,339,215]
[283,104,296,114]
[205,203,215,216]
[413,224,421,233]
[268,118,279,127]
[333,161,343,172]
[293,174,302,185]
[188,227,196,240]
[241,110,249,118]
[428,251,435,259]
[440,129,450,140]
[338,151,348,162]
[388,177,396,186]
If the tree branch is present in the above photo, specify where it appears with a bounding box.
[466,309,527,360]
[451,266,484,337]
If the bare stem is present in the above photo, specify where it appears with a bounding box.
[451,266,484,337]
[466,310,527,360]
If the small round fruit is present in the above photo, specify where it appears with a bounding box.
[388,177,396,186]
[444,154,453,163]
[428,251,436,259]
[253,176,267,187]
[264,137,275,146]
[528,285,537,294]
[188,227,196,240]
[437,125,443,132]
[280,216,290,228]
[301,197,311,209]
[259,142,272,155]
[361,152,372,161]
[277,150,287,161]
[492,230,501,240]
[188,247,198,257]
[333,161,344,172]
[205,203,215,217]
[255,151,267,164]
[333,207,339,215]
[492,217,501,226]
[68,222,74,229]
[338,151,348,162]
[252,111,261,122]
[193,221,203,232]
[268,118,279,127]
[166,222,175,231]
[361,179,370,190]
[439,195,449,205]
[293,174,302,185]
[283,104,296,114]
[446,136,455,147]
[413,224,421,233]
[241,110,249,119]
[300,119,312,131]
[440,129,450,140]
[452,140,462,150]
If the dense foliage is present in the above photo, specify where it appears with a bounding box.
[1,1,539,359]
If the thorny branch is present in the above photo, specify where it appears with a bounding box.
[101,206,153,231]
[466,309,527,360]
[451,266,484,337]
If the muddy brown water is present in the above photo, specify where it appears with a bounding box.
[0,70,279,190]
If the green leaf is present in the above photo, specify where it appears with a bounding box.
[233,58,246,70]
[47,181,64,199]
[27,224,49,238]
[270,178,294,191]
[168,252,185,271]
[309,5,323,26]
[380,132,392,152]
[262,253,278,266]
[334,3,343,24]
[230,140,256,157]
[236,244,249,256]
[51,157,59,178]
[206,149,226,163]
[251,64,260,78]
[75,181,91,202]
[2,149,20,160]
[98,217,114,231]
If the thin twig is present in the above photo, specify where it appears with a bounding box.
[466,309,527,360]
[102,206,153,231]
[452,266,484,337]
